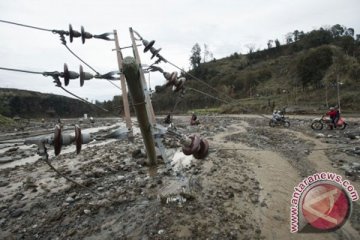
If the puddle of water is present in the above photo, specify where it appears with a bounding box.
[0,138,120,170]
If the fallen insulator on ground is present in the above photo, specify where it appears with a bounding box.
[182,135,209,159]
[53,124,91,156]
[192,139,209,159]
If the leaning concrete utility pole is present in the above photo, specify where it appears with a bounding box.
[122,56,157,165]
[129,27,156,125]
[113,30,132,133]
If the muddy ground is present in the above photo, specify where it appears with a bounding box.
[0,115,360,239]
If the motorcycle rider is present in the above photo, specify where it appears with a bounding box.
[272,110,283,122]
[334,106,340,127]
[326,107,337,129]
[190,112,200,125]
[164,114,172,124]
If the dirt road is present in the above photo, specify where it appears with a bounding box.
[0,115,359,239]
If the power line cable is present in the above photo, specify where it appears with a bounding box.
[63,44,99,74]
[0,19,53,32]
[0,19,121,91]
[0,20,229,105]
[58,34,122,91]
[0,66,109,112]
[166,60,234,102]
[0,67,43,75]
[59,86,108,112]
[187,87,229,104]
[132,29,233,103]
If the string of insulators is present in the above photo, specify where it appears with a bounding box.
[53,24,114,44]
[24,125,91,156]
[43,64,120,87]
[147,65,186,93]
[163,71,186,93]
[53,125,91,155]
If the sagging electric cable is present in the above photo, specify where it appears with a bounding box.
[0,19,53,32]
[59,86,108,112]
[0,19,121,91]
[187,87,229,104]
[133,29,233,104]
[166,59,234,102]
[0,67,43,75]
[0,66,109,112]
[57,31,122,91]
[40,144,117,203]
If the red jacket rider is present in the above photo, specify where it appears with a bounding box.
[326,107,337,127]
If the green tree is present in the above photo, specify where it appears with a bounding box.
[297,46,333,88]
[285,33,293,44]
[303,29,333,49]
[331,24,345,38]
[336,35,356,55]
[190,43,202,69]
[203,43,213,63]
[345,28,354,37]
[293,30,300,41]
[274,39,281,48]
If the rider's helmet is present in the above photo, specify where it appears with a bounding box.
[329,107,335,110]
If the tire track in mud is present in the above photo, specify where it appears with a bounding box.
[212,121,357,239]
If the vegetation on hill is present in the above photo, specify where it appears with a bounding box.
[151,24,360,114]
[0,88,107,118]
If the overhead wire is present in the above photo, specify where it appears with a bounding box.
[166,60,234,102]
[59,86,109,112]
[0,67,43,75]
[132,30,278,120]
[133,29,233,104]
[1,20,267,119]
[63,44,99,75]
[187,87,229,104]
[58,32,122,91]
[0,66,109,112]
[0,19,53,32]
[0,19,122,91]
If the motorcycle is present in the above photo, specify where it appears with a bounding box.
[311,115,347,130]
[269,116,290,128]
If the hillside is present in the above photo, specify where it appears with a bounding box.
[151,24,360,114]
[0,88,104,118]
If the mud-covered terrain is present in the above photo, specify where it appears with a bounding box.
[0,115,360,239]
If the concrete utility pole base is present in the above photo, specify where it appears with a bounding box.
[122,56,157,166]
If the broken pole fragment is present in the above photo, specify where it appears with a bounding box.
[122,56,157,166]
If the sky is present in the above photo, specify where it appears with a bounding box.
[0,0,359,101]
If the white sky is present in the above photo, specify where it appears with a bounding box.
[0,0,359,101]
